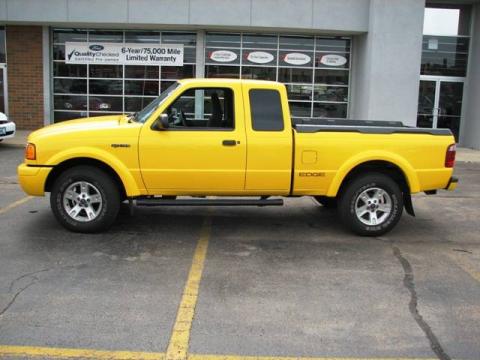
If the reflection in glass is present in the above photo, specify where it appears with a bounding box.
[125,97,155,112]
[89,30,123,43]
[241,67,276,81]
[313,103,347,118]
[243,34,277,49]
[89,80,123,95]
[124,31,160,43]
[206,33,241,48]
[417,115,434,128]
[438,116,460,140]
[315,69,349,85]
[205,65,240,78]
[421,36,469,77]
[89,96,122,111]
[54,111,88,122]
[279,36,314,51]
[314,85,348,102]
[53,63,87,77]
[161,81,176,93]
[316,38,350,53]
[125,65,159,79]
[278,68,312,83]
[418,81,436,114]
[162,32,197,46]
[53,45,65,60]
[286,85,312,101]
[54,95,88,111]
[54,78,87,94]
[162,65,195,79]
[0,27,6,63]
[89,65,123,78]
[289,102,311,117]
[125,80,159,96]
[53,29,87,43]
[439,82,464,116]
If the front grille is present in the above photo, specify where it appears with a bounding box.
[1,131,14,136]
[0,120,8,124]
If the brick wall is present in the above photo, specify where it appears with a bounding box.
[6,26,44,129]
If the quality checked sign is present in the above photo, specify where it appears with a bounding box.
[65,42,184,66]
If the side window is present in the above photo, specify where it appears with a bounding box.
[163,87,234,129]
[249,89,284,131]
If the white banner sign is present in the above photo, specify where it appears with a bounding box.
[65,42,184,65]
[320,54,347,67]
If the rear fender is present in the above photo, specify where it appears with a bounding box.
[326,151,420,197]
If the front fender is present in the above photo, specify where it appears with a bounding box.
[46,147,142,197]
[326,151,420,197]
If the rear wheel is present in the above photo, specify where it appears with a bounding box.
[338,173,403,236]
[50,166,120,233]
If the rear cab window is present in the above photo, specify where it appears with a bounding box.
[249,89,284,131]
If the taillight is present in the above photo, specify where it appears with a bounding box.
[25,143,36,160]
[445,144,456,168]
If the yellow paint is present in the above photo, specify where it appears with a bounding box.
[188,355,437,360]
[0,196,32,215]
[0,345,164,359]
[166,216,212,360]
[17,78,455,199]
[241,81,293,192]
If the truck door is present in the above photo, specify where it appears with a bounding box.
[242,84,293,193]
[139,84,247,193]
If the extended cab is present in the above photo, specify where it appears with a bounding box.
[18,79,458,236]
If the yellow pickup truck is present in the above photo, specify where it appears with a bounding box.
[18,79,457,236]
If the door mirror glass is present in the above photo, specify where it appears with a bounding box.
[153,113,169,130]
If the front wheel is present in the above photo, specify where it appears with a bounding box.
[50,166,120,233]
[338,173,403,236]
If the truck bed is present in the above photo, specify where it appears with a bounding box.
[293,118,452,136]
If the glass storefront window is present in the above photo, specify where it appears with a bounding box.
[205,32,351,119]
[421,36,469,77]
[418,5,471,140]
[52,28,196,122]
[0,26,6,63]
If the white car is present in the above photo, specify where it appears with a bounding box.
[0,112,15,142]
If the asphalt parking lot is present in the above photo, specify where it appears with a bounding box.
[0,144,479,360]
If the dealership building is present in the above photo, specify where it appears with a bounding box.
[0,0,479,147]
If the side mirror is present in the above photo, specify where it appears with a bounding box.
[153,113,169,130]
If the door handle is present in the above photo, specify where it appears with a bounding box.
[222,140,238,146]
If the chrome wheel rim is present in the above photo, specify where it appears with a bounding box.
[355,187,392,226]
[62,181,103,222]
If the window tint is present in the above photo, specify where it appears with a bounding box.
[163,88,235,129]
[249,90,284,131]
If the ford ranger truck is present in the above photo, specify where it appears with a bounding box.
[17,79,458,236]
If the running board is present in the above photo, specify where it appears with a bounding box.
[135,198,284,207]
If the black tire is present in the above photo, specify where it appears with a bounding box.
[314,196,337,209]
[338,173,403,236]
[50,165,120,233]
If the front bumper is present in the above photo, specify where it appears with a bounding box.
[17,164,52,196]
[445,176,458,191]
[0,121,16,140]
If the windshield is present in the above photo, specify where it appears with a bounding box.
[134,82,180,123]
